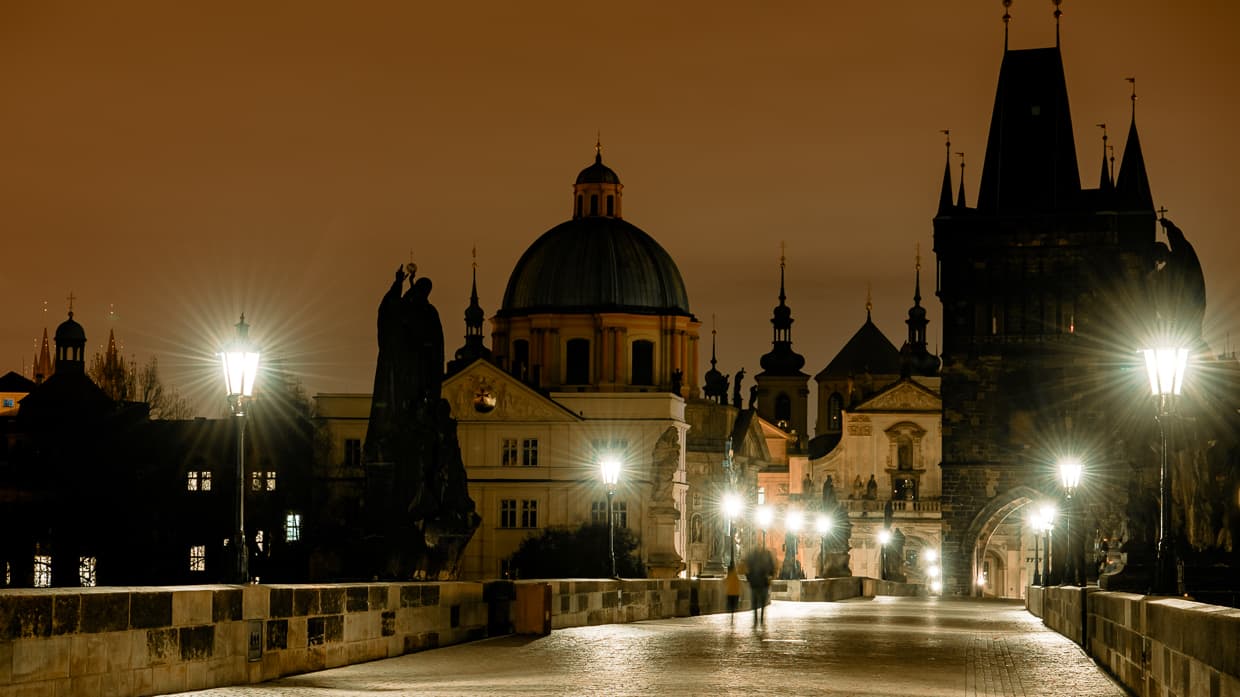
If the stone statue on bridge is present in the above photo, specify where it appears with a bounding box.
[363,264,480,580]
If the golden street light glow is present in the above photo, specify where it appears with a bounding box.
[1141,346,1189,396]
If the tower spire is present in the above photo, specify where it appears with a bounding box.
[1096,123,1113,191]
[956,152,967,208]
[866,283,873,320]
[1002,0,1012,51]
[1053,0,1063,47]
[759,244,806,378]
[446,245,493,376]
[1116,77,1154,211]
[937,130,954,215]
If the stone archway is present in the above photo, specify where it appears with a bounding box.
[962,485,1046,598]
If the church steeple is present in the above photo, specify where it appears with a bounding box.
[53,294,87,374]
[1097,123,1114,192]
[955,152,967,208]
[901,246,940,378]
[572,139,623,219]
[758,247,806,376]
[447,247,493,376]
[703,321,728,404]
[937,131,954,216]
[33,328,53,383]
[1115,79,1154,212]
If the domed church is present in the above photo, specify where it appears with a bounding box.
[436,147,705,580]
[490,146,701,394]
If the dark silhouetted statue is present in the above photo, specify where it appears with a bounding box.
[364,265,480,580]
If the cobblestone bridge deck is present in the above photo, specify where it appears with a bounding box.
[174,596,1126,697]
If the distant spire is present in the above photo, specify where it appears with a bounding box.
[595,132,603,164]
[1096,123,1113,191]
[711,317,718,369]
[33,327,52,383]
[760,243,806,376]
[955,152,967,208]
[902,243,940,378]
[866,283,873,320]
[703,315,727,403]
[914,243,923,306]
[778,241,787,306]
[937,130,954,215]
[1002,0,1012,51]
[447,244,492,376]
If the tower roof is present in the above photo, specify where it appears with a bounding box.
[1115,117,1154,211]
[977,47,1081,213]
[758,254,807,377]
[815,314,902,380]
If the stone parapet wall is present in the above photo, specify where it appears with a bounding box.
[772,577,923,602]
[1027,585,1240,697]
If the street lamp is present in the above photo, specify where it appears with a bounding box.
[601,455,621,577]
[1039,503,1056,587]
[815,514,832,578]
[878,528,891,581]
[1029,508,1045,586]
[722,492,743,569]
[756,505,773,551]
[220,314,260,584]
[1141,344,1189,595]
[1058,458,1084,586]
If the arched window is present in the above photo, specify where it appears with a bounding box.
[513,340,530,381]
[606,195,614,216]
[576,195,583,218]
[775,393,792,428]
[566,338,590,384]
[589,195,599,216]
[827,393,843,432]
[631,340,654,386]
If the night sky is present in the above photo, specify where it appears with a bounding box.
[3,1,1237,420]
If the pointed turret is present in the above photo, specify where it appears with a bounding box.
[900,249,941,378]
[755,249,810,440]
[758,252,806,376]
[937,133,954,216]
[95,328,128,400]
[33,328,53,383]
[447,249,493,376]
[1097,124,1114,192]
[956,153,967,208]
[1115,113,1154,211]
[702,325,728,405]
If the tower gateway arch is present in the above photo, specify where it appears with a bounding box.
[933,29,1172,595]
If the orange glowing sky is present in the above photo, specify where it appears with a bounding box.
[2,1,1238,420]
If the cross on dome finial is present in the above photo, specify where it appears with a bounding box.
[472,244,478,270]
[595,132,602,162]
[66,291,76,318]
[780,240,786,269]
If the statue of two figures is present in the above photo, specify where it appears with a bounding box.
[363,264,480,580]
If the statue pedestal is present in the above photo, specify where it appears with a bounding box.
[644,505,685,579]
[820,552,852,579]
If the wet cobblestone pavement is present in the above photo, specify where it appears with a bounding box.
[174,597,1127,696]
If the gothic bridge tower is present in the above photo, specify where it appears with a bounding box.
[933,21,1158,594]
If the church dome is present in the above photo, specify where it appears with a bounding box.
[55,314,86,344]
[575,153,621,184]
[499,217,692,316]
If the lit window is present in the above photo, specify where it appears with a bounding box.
[522,439,538,467]
[613,501,627,529]
[4,561,10,586]
[500,499,517,528]
[521,499,538,528]
[78,557,97,587]
[255,530,264,552]
[265,472,276,491]
[2,398,14,408]
[591,500,607,524]
[187,471,198,491]
[251,472,262,491]
[501,438,518,466]
[33,555,51,587]
[344,438,362,467]
[285,513,302,542]
[189,546,206,572]
[187,471,212,492]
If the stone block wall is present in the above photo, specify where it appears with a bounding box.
[1027,586,1240,697]
[772,577,923,602]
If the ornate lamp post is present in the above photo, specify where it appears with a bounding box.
[756,505,773,552]
[815,514,832,579]
[1141,345,1189,595]
[220,314,260,584]
[722,493,743,569]
[1029,508,1045,586]
[878,528,892,581]
[1039,503,1056,587]
[601,455,621,577]
[1058,458,1083,586]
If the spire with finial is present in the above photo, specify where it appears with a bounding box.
[937,130,954,215]
[901,243,940,378]
[1116,77,1154,211]
[447,245,493,376]
[33,327,53,383]
[1096,123,1113,191]
[956,152,967,208]
[1002,0,1013,51]
[703,316,728,404]
[866,283,873,320]
[759,243,806,377]
[1053,0,1063,47]
[573,136,623,218]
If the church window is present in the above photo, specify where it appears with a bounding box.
[501,438,518,466]
[827,393,843,432]
[187,471,211,491]
[898,442,913,470]
[285,513,302,542]
[344,438,362,467]
[189,546,206,572]
[513,340,530,380]
[606,195,614,216]
[590,194,599,216]
[631,340,654,385]
[775,393,792,427]
[576,195,583,218]
[521,499,539,528]
[78,557,97,587]
[500,499,517,528]
[33,555,51,587]
[522,438,539,466]
[566,338,590,384]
